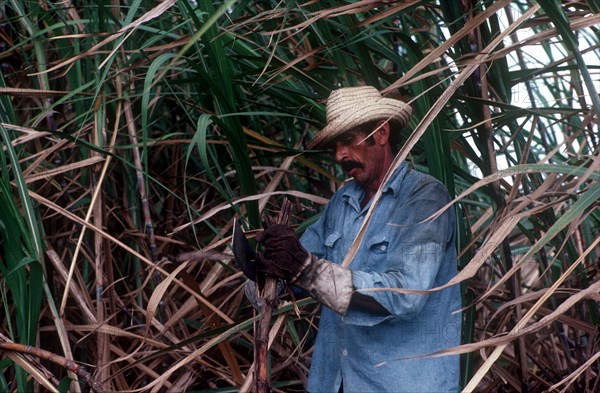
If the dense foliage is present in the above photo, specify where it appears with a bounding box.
[0,0,598,391]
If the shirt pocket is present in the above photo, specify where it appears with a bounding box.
[363,232,390,270]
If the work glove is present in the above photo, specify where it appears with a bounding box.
[295,255,353,315]
[255,224,310,282]
[256,224,354,315]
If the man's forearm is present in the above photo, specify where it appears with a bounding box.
[350,292,389,315]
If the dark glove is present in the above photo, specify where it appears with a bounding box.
[255,224,310,282]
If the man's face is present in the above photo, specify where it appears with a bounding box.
[331,128,388,191]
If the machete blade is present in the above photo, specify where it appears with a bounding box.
[232,218,258,281]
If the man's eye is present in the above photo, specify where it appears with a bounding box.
[342,136,355,145]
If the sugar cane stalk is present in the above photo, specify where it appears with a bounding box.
[254,199,292,393]
[0,340,105,393]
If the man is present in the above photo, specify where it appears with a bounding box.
[250,86,461,392]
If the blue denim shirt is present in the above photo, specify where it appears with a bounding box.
[300,162,461,393]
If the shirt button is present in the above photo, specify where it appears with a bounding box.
[342,349,348,356]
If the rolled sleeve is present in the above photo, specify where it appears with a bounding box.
[345,242,443,326]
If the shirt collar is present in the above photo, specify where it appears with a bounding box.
[381,161,408,197]
[341,161,408,210]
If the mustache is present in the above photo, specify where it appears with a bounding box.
[340,161,363,172]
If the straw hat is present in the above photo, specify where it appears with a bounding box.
[308,86,412,149]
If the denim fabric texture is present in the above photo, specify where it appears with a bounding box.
[301,162,461,393]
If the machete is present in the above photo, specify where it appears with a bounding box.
[232,218,258,283]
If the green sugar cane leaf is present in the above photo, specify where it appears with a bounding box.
[5,257,37,277]
[0,126,43,261]
[526,181,600,260]
[141,53,178,138]
[142,52,178,191]
[187,114,216,187]
[183,114,231,240]
[57,377,74,393]
[0,128,43,353]
[0,358,9,393]
[286,319,301,348]
[188,114,240,215]
[26,259,43,346]
[122,0,144,25]
[0,187,26,272]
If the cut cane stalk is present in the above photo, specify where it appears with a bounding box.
[254,199,292,393]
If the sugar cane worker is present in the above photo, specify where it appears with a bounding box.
[244,86,461,392]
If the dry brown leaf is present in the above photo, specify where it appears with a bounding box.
[145,261,189,334]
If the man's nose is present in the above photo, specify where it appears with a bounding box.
[334,142,348,162]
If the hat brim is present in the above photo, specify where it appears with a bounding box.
[308,98,412,149]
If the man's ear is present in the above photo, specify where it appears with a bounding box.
[374,120,390,145]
